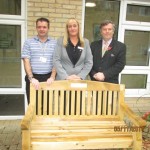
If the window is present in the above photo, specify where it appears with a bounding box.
[0,0,26,119]
[126,4,150,22]
[0,25,21,88]
[124,30,149,66]
[0,0,21,15]
[118,0,150,96]
[84,0,120,43]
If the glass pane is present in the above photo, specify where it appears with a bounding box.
[124,30,150,66]
[126,4,150,22]
[0,0,21,15]
[0,95,24,115]
[0,25,21,88]
[84,0,120,43]
[121,74,147,89]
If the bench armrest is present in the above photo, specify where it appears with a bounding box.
[21,104,35,130]
[120,102,147,127]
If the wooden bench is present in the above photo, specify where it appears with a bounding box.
[21,80,146,150]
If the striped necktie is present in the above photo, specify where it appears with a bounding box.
[102,41,108,57]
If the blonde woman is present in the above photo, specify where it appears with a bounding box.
[53,18,93,80]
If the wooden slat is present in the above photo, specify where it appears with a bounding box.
[37,90,42,115]
[81,91,86,115]
[97,91,102,115]
[76,91,81,115]
[31,131,132,138]
[112,91,117,115]
[65,91,70,115]
[48,90,53,116]
[31,119,126,129]
[59,90,64,116]
[54,90,59,115]
[92,91,96,115]
[43,90,47,115]
[31,136,132,150]
[86,91,92,115]
[102,91,107,115]
[41,80,122,91]
[107,91,112,115]
[70,91,75,115]
[22,130,31,150]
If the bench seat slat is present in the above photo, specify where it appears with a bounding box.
[31,137,133,150]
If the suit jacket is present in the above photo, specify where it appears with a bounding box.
[89,39,126,83]
[53,37,93,80]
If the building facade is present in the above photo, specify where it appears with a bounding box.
[0,0,150,119]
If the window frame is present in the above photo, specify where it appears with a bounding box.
[0,0,27,119]
[118,0,150,97]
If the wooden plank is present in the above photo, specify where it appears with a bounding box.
[48,90,53,116]
[92,91,96,115]
[54,90,59,115]
[31,132,132,139]
[86,91,92,115]
[112,91,117,115]
[32,115,121,121]
[41,80,122,91]
[65,91,69,115]
[43,90,47,115]
[71,91,75,115]
[81,91,86,115]
[31,120,126,128]
[107,91,112,115]
[59,90,64,116]
[37,90,42,115]
[31,136,132,149]
[76,91,80,115]
[97,91,102,115]
[102,91,107,115]
[22,130,30,150]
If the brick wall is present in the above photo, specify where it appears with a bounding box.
[125,97,150,115]
[27,0,83,39]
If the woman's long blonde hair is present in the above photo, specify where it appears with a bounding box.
[63,18,84,47]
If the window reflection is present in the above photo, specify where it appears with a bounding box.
[0,95,24,115]
[127,4,150,22]
[0,25,21,88]
[0,0,21,15]
[84,0,120,43]
[124,30,150,66]
[121,74,147,89]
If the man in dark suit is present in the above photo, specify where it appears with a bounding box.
[89,20,126,84]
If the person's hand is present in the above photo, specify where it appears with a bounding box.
[46,77,54,85]
[93,72,105,81]
[66,75,81,80]
[30,78,40,90]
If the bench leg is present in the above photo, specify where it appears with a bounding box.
[132,132,142,150]
[22,130,31,150]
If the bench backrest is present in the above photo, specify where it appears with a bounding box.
[30,80,125,117]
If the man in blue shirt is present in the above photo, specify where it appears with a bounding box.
[22,17,56,103]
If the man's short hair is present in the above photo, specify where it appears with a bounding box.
[100,20,115,31]
[36,17,50,28]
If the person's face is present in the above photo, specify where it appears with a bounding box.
[100,23,114,41]
[67,20,79,37]
[36,21,49,38]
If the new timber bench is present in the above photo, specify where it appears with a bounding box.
[21,80,146,150]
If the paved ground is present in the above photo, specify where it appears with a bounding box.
[0,120,149,150]
[0,120,21,150]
